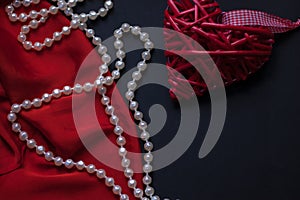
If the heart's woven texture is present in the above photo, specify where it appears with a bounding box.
[164,0,275,98]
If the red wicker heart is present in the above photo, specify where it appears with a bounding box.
[164,0,275,98]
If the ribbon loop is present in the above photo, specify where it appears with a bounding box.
[222,9,300,33]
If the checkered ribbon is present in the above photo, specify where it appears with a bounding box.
[222,10,300,33]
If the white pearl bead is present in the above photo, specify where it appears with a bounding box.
[124,168,133,178]
[34,42,43,51]
[64,7,73,16]
[86,164,96,173]
[79,13,88,22]
[19,13,28,22]
[142,51,151,60]
[22,100,32,109]
[116,136,126,146]
[89,10,98,20]
[21,25,30,34]
[27,139,37,149]
[11,104,21,113]
[7,113,17,122]
[63,86,72,95]
[144,142,153,151]
[140,32,150,42]
[102,54,111,64]
[134,188,144,198]
[116,50,125,59]
[49,6,58,14]
[141,131,150,141]
[29,19,39,29]
[57,0,67,10]
[114,126,123,135]
[44,38,53,47]
[36,145,45,155]
[79,23,87,30]
[137,61,147,71]
[105,105,114,115]
[62,26,71,35]
[12,123,21,132]
[104,0,113,9]
[40,17,46,23]
[70,19,80,29]
[97,86,107,95]
[121,23,130,32]
[83,82,93,92]
[29,10,38,19]
[110,115,119,125]
[114,40,124,49]
[132,71,142,81]
[32,0,40,4]
[23,41,33,50]
[145,41,154,50]
[99,64,108,74]
[139,121,148,129]
[98,45,107,55]
[52,89,62,98]
[112,70,120,79]
[127,81,137,91]
[105,76,113,86]
[40,8,48,17]
[134,111,143,120]
[131,26,141,35]
[144,153,153,162]
[118,147,127,156]
[112,185,122,194]
[45,151,53,161]
[54,156,63,166]
[18,33,26,42]
[120,194,129,200]
[76,160,85,170]
[74,84,83,94]
[125,91,134,100]
[145,186,155,196]
[101,96,110,105]
[105,177,114,187]
[85,29,94,38]
[42,93,52,102]
[151,196,160,200]
[8,13,18,22]
[19,131,28,141]
[114,29,123,39]
[68,0,76,7]
[64,159,74,169]
[99,8,107,17]
[115,61,125,69]
[128,179,136,188]
[92,37,101,45]
[5,5,14,13]
[32,98,42,107]
[53,32,62,41]
[13,0,22,8]
[96,169,106,179]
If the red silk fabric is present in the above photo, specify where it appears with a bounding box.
[0,1,142,199]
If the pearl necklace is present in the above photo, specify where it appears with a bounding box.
[5,0,164,200]
[5,0,114,51]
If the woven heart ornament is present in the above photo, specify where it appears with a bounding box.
[164,0,299,99]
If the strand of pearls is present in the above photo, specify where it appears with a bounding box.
[5,0,113,51]
[7,23,163,200]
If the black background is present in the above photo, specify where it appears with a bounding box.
[76,0,300,199]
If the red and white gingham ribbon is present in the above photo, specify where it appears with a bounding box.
[222,9,300,33]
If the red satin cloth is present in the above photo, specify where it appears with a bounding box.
[0,1,143,199]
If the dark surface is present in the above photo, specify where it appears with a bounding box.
[76,0,300,199]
